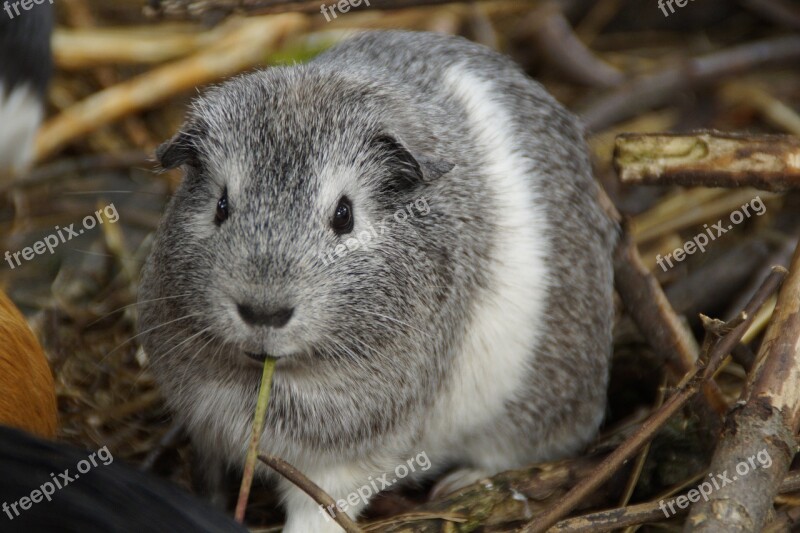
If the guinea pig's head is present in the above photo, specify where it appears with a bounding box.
[139,67,453,379]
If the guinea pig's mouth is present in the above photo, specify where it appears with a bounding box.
[245,351,275,363]
[244,351,310,364]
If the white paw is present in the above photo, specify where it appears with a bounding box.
[282,508,349,533]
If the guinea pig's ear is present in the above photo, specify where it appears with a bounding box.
[373,134,453,189]
[415,154,455,182]
[155,129,198,170]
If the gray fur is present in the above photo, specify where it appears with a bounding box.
[139,30,618,531]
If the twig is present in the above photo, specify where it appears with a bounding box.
[362,454,604,532]
[518,267,786,533]
[613,222,727,412]
[53,25,219,68]
[664,239,770,323]
[614,132,800,191]
[616,375,665,514]
[60,1,156,150]
[526,2,624,88]
[0,152,152,196]
[550,500,672,532]
[631,188,776,245]
[721,81,800,136]
[258,454,364,533]
[149,0,498,18]
[724,238,797,320]
[580,35,800,132]
[139,422,185,471]
[34,14,308,162]
[235,357,277,522]
[740,0,800,30]
[685,241,800,531]
[548,469,800,532]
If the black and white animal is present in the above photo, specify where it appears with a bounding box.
[0,2,52,174]
[139,30,618,532]
[0,425,246,533]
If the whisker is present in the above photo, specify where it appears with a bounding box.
[125,325,196,391]
[103,312,200,359]
[173,327,216,402]
[86,293,193,328]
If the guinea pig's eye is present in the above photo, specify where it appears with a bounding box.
[215,188,229,226]
[331,196,354,235]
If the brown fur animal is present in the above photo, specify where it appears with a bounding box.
[0,289,57,438]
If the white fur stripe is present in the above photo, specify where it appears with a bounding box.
[425,66,551,468]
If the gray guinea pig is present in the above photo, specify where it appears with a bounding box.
[139,29,618,532]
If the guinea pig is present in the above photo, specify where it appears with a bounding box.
[0,289,57,439]
[139,30,618,531]
[0,1,52,175]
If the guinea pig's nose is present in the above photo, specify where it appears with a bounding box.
[237,303,294,329]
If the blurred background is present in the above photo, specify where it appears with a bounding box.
[1,0,800,530]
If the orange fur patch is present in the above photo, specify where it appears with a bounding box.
[0,290,57,438]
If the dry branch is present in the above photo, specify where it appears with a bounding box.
[53,25,218,68]
[580,35,800,132]
[518,267,786,533]
[615,132,800,192]
[527,2,624,88]
[0,151,152,196]
[721,81,800,136]
[613,223,726,412]
[685,242,800,531]
[740,0,800,29]
[548,469,800,533]
[259,454,364,533]
[366,454,604,532]
[150,0,499,18]
[34,14,308,162]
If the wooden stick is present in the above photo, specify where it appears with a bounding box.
[527,2,624,88]
[580,36,800,132]
[0,152,152,196]
[53,25,217,68]
[547,469,800,533]
[150,0,499,18]
[685,240,800,531]
[518,267,786,533]
[741,0,800,30]
[258,454,364,533]
[34,14,308,162]
[613,222,727,412]
[614,132,800,192]
[363,454,604,532]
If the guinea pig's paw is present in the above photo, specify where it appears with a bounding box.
[429,467,491,500]
[282,511,349,533]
